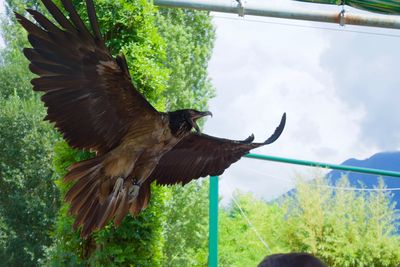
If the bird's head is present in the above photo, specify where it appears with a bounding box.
[168,109,213,135]
[185,109,213,133]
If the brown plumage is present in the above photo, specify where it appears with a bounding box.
[16,0,286,238]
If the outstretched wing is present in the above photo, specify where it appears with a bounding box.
[151,113,286,185]
[15,0,159,153]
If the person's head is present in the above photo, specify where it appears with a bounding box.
[258,252,327,267]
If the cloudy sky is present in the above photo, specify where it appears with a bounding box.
[203,1,400,201]
[1,0,399,201]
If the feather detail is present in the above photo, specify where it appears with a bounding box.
[86,0,102,41]
[114,189,129,226]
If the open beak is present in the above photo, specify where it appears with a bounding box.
[192,111,213,133]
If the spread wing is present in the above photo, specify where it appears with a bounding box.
[15,0,159,153]
[151,113,286,185]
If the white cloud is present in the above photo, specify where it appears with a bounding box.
[205,8,397,201]
[320,30,400,149]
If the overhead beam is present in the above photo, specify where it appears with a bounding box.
[154,0,400,29]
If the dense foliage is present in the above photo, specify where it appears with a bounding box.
[0,2,60,264]
[44,0,215,266]
[156,8,215,111]
[162,181,209,266]
[219,176,400,267]
[0,96,59,266]
[1,0,399,266]
[45,1,169,265]
[0,0,215,265]
[285,177,400,266]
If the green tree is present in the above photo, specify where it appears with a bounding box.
[0,0,40,100]
[45,1,216,266]
[156,8,215,111]
[46,0,169,265]
[156,7,215,266]
[218,192,287,267]
[1,0,215,265]
[285,176,400,267]
[0,96,59,266]
[218,176,400,267]
[1,2,60,265]
[162,180,209,266]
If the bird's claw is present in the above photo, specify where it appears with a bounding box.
[128,184,140,203]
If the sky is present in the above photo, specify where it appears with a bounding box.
[0,0,4,47]
[1,0,399,202]
[203,1,400,202]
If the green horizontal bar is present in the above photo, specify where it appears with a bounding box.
[244,153,400,178]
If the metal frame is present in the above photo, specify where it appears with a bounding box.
[154,0,400,29]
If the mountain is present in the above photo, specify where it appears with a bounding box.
[327,151,400,210]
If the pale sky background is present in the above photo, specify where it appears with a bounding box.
[1,0,399,202]
[203,1,400,202]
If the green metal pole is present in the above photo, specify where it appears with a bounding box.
[244,153,400,178]
[209,176,219,267]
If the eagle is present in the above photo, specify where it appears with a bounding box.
[16,0,286,237]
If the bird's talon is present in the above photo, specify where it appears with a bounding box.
[128,184,140,202]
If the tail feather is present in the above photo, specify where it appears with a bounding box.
[114,189,129,226]
[64,156,153,238]
[64,164,98,182]
[81,202,101,237]
[64,156,103,182]
[65,171,98,203]
[99,177,112,204]
[97,195,117,229]
[73,198,96,230]
[69,179,99,215]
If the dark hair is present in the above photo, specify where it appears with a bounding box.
[258,252,327,267]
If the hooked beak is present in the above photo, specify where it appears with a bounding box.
[191,111,213,133]
[194,111,213,119]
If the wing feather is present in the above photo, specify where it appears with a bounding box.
[16,0,159,153]
[151,113,286,185]
[86,0,102,41]
[41,0,75,31]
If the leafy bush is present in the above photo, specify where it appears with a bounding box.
[219,176,400,267]
[0,0,215,265]
[45,1,215,266]
[162,180,210,266]
[285,176,400,267]
[0,96,59,266]
[45,0,169,265]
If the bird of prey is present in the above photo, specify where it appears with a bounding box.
[16,0,286,237]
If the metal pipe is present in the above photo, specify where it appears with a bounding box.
[154,0,400,29]
[244,153,400,178]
